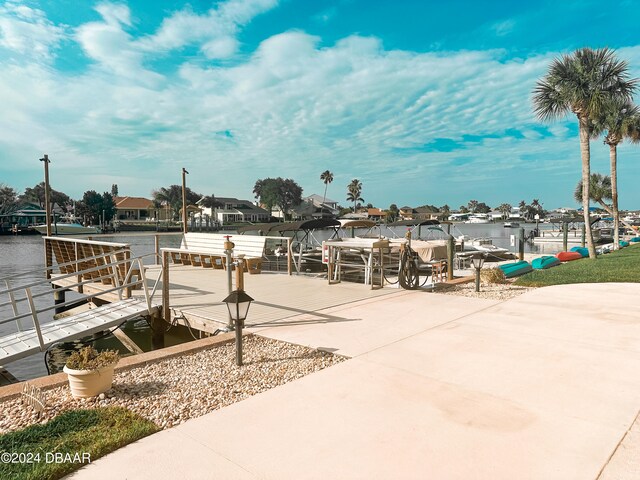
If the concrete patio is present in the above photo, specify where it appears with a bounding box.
[69,281,640,479]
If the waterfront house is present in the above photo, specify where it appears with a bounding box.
[207,197,270,224]
[113,196,155,221]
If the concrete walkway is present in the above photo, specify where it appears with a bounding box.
[69,282,640,480]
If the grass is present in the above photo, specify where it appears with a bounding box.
[0,407,158,480]
[515,244,640,287]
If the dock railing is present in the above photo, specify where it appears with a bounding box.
[0,249,162,359]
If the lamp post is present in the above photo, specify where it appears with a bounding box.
[222,257,253,366]
[181,167,189,234]
[470,253,486,293]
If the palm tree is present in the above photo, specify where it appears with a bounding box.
[346,179,363,213]
[575,173,638,235]
[497,203,512,220]
[533,47,637,259]
[320,170,334,217]
[574,173,613,214]
[592,99,640,248]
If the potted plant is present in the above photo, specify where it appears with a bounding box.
[63,346,120,398]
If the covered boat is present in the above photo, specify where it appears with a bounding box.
[569,246,589,257]
[532,256,561,270]
[556,251,583,262]
[498,260,533,278]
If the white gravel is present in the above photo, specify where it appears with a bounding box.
[0,336,345,434]
[437,281,535,300]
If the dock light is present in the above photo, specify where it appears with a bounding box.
[222,289,254,366]
[470,253,486,293]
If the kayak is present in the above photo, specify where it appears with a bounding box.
[619,241,629,248]
[499,260,533,278]
[630,237,640,243]
[556,251,583,262]
[570,246,589,257]
[532,256,561,270]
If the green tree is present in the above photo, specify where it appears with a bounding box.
[320,170,333,216]
[386,203,399,222]
[20,182,71,210]
[467,200,479,213]
[76,191,116,225]
[592,99,640,248]
[0,184,17,214]
[152,185,199,220]
[475,202,491,214]
[497,203,512,220]
[253,178,303,220]
[111,184,119,197]
[574,173,612,214]
[533,47,637,258]
[346,179,363,212]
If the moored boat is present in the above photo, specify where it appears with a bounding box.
[498,260,533,278]
[32,222,99,235]
[531,256,561,270]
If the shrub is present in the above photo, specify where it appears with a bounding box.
[65,346,119,371]
[480,267,507,284]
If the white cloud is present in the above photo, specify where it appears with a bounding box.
[0,1,66,61]
[2,2,639,209]
[137,0,278,58]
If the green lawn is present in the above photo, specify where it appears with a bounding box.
[0,407,158,480]
[515,244,640,287]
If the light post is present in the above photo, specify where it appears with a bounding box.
[181,167,189,234]
[222,257,253,366]
[470,253,486,293]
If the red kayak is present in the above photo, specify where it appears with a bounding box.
[556,251,583,262]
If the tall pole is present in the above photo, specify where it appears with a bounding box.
[181,168,189,234]
[40,155,51,237]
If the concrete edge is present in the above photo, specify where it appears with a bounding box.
[0,332,242,402]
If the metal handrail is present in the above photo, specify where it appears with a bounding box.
[0,253,163,342]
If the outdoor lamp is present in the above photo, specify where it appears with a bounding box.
[222,289,254,366]
[470,253,486,293]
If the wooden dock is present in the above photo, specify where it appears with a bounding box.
[131,265,396,334]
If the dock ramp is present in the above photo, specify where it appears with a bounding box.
[1,239,162,366]
[0,298,154,364]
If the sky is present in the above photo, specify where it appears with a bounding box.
[1,0,640,211]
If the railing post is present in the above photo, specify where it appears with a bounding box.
[446,235,455,281]
[287,237,292,275]
[518,227,525,261]
[44,237,52,279]
[162,250,170,328]
[154,234,160,265]
[25,288,46,352]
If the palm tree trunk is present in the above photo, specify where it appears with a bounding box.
[321,183,328,218]
[579,117,597,259]
[609,144,620,249]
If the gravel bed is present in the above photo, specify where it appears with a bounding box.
[0,336,345,434]
[437,282,535,300]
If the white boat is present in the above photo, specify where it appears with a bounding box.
[464,214,491,224]
[32,222,99,235]
[503,222,520,228]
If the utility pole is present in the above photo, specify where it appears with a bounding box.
[182,168,189,234]
[40,155,51,237]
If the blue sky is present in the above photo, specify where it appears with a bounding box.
[1,0,640,210]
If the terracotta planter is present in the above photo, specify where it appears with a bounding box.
[63,364,116,398]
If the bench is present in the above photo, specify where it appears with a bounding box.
[166,233,268,274]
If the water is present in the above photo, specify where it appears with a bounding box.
[0,233,190,382]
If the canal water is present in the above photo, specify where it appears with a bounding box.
[0,224,561,382]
